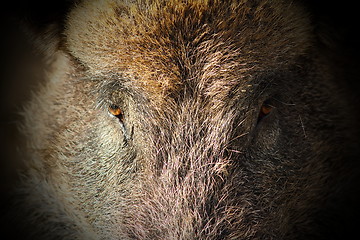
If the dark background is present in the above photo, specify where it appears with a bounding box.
[0,0,359,238]
[0,0,74,192]
[0,2,75,234]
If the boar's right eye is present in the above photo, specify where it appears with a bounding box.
[108,104,131,141]
[108,105,124,121]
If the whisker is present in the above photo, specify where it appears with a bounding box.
[226,148,242,154]
[298,115,307,138]
[228,132,249,144]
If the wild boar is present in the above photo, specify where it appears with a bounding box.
[5,0,360,239]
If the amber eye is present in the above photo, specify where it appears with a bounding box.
[258,101,274,122]
[108,105,123,120]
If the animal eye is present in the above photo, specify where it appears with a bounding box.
[258,101,274,123]
[108,105,124,121]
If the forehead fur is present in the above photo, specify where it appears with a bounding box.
[65,0,312,99]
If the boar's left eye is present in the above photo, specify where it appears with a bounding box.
[257,100,274,123]
[108,105,124,121]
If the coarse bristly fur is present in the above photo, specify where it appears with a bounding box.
[5,0,360,239]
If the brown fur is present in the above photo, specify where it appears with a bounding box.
[65,0,312,104]
[6,0,360,239]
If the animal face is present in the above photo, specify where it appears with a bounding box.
[12,0,359,239]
